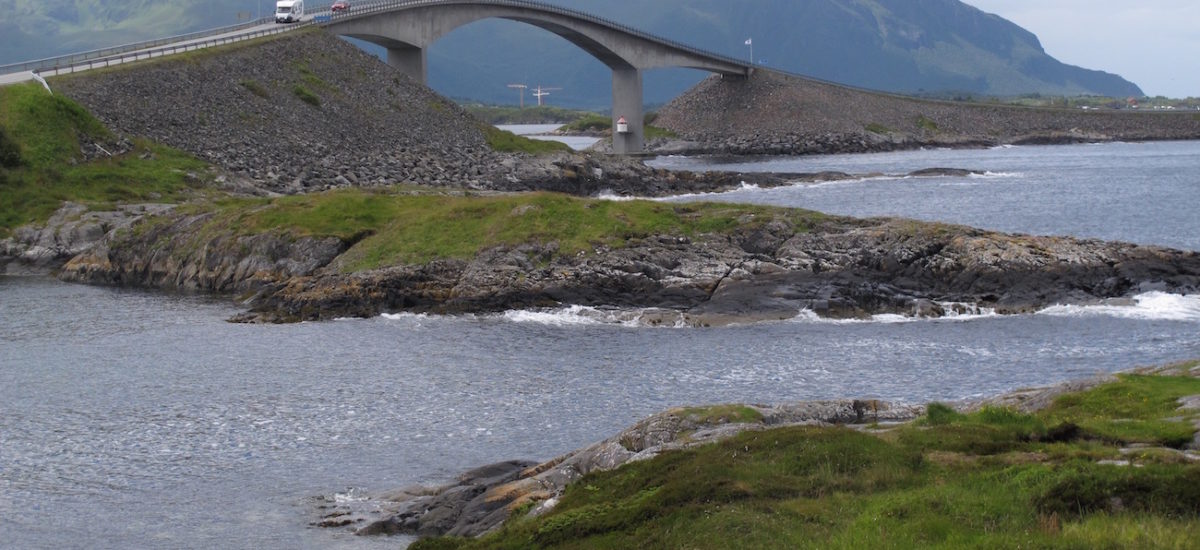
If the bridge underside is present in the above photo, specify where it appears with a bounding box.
[329,4,750,154]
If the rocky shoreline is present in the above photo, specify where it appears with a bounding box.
[14,196,1190,328]
[313,362,1200,540]
[652,71,1200,157]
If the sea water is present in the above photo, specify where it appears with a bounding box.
[3,141,1199,549]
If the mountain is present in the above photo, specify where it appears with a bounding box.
[1,0,1143,108]
[0,0,263,64]
[426,0,1142,108]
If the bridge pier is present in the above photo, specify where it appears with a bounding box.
[386,46,427,84]
[611,68,644,155]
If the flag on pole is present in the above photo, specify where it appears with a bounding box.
[744,38,753,45]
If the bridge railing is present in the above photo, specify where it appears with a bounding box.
[4,0,758,82]
[325,0,754,72]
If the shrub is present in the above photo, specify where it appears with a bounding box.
[240,80,269,99]
[0,125,21,168]
[292,85,320,107]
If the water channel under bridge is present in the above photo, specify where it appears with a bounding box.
[323,0,755,154]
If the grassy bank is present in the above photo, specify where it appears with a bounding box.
[464,105,599,125]
[0,82,210,238]
[162,188,825,272]
[413,363,1200,549]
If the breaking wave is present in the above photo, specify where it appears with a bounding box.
[1038,292,1200,322]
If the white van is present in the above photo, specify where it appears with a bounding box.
[275,0,304,23]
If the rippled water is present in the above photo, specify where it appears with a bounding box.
[3,142,1200,549]
[496,124,601,150]
[649,141,1200,251]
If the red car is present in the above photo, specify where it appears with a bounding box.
[331,1,350,12]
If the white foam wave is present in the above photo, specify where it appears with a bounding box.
[648,181,763,202]
[380,312,431,321]
[1038,292,1200,322]
[789,302,998,325]
[970,171,1023,179]
[595,190,639,201]
[498,305,678,327]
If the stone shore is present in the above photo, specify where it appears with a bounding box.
[313,362,1200,540]
[44,203,1200,327]
[653,71,1200,156]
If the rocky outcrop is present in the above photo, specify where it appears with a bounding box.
[0,202,172,275]
[320,362,1200,540]
[654,71,1200,156]
[318,400,921,539]
[232,215,1200,325]
[58,211,349,294]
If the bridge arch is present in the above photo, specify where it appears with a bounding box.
[325,0,751,153]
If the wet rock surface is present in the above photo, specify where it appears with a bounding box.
[225,215,1200,325]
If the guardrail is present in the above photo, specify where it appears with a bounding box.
[2,4,336,78]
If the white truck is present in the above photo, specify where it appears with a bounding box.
[275,0,304,23]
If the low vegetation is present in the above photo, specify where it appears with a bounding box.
[292,85,321,107]
[481,124,571,154]
[414,363,1200,549]
[160,188,823,271]
[0,83,210,238]
[463,105,600,125]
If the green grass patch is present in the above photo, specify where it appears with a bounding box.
[0,83,210,236]
[481,125,571,154]
[292,85,321,107]
[1041,373,1200,447]
[645,125,678,140]
[240,79,270,99]
[168,189,819,271]
[463,105,599,125]
[915,115,940,132]
[414,371,1200,549]
[559,114,610,133]
[865,122,892,134]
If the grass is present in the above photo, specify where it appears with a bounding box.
[0,83,211,237]
[865,122,892,134]
[1040,373,1200,448]
[240,79,270,99]
[156,188,822,272]
[412,367,1200,549]
[292,85,321,107]
[463,105,599,125]
[916,115,940,132]
[482,125,572,154]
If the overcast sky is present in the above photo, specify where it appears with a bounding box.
[964,0,1199,98]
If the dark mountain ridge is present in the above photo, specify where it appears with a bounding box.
[2,0,1143,108]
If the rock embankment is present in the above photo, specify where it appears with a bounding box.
[44,29,774,199]
[654,71,1200,155]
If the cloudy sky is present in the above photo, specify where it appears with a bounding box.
[965,0,1199,98]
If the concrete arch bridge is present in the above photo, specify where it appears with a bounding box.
[324,0,753,153]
